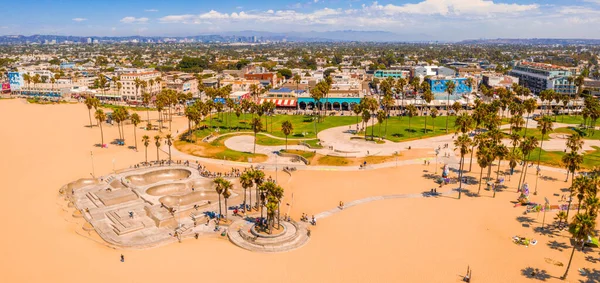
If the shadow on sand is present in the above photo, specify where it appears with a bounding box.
[521,267,554,281]
[547,240,569,252]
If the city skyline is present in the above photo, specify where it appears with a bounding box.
[2,0,600,41]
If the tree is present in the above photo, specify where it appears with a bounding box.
[444,80,456,133]
[523,98,537,137]
[353,103,362,125]
[134,78,143,102]
[566,133,584,153]
[94,109,106,147]
[476,144,491,195]
[376,110,386,140]
[293,74,301,91]
[493,145,509,198]
[251,169,265,214]
[422,89,435,132]
[131,113,141,151]
[454,112,473,135]
[142,135,150,163]
[430,108,439,133]
[165,134,173,161]
[562,212,597,279]
[240,171,254,212]
[534,115,553,194]
[281,120,293,150]
[517,136,539,191]
[361,109,371,140]
[213,177,225,218]
[85,97,99,128]
[251,117,263,154]
[406,104,418,135]
[154,135,161,161]
[452,101,462,115]
[454,134,472,199]
[142,92,152,123]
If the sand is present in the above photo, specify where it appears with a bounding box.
[0,98,598,283]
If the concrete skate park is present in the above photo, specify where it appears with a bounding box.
[61,165,241,248]
[60,164,310,252]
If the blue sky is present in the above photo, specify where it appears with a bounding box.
[2,0,600,40]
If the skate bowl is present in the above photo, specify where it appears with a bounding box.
[66,178,101,191]
[125,169,192,186]
[159,191,221,207]
[146,178,214,196]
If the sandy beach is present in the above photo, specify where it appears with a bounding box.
[0,98,598,282]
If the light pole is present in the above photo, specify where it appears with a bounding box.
[90,151,96,178]
[435,149,440,174]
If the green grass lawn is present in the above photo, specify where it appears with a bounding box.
[552,115,586,125]
[526,146,600,169]
[362,116,458,142]
[504,128,548,141]
[192,113,357,139]
[554,127,600,140]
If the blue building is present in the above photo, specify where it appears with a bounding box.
[373,70,409,79]
[426,77,472,95]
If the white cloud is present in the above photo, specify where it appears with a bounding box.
[72,18,87,22]
[366,0,538,17]
[120,17,149,24]
[145,9,159,12]
[583,0,600,4]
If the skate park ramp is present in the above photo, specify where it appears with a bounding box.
[125,169,191,186]
[146,178,213,196]
[159,190,221,207]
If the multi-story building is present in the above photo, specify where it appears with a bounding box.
[165,74,199,97]
[482,74,519,90]
[220,79,261,92]
[426,76,472,95]
[373,69,410,79]
[120,71,162,101]
[508,61,576,95]
[244,72,280,87]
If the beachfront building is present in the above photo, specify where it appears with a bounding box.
[373,69,410,79]
[164,74,199,97]
[426,76,472,95]
[220,79,261,92]
[508,61,577,95]
[482,74,519,90]
[413,66,456,78]
[258,88,299,109]
[119,70,162,101]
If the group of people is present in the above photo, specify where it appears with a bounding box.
[301,213,317,226]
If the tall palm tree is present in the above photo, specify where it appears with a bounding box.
[536,115,554,167]
[517,136,539,192]
[281,120,293,150]
[507,151,520,180]
[142,92,151,123]
[142,135,150,163]
[454,134,472,199]
[562,212,597,279]
[221,179,233,219]
[251,117,263,154]
[154,135,161,161]
[376,110,386,140]
[134,77,143,101]
[566,133,584,153]
[430,108,438,133]
[361,109,371,140]
[523,98,537,137]
[94,109,106,147]
[422,89,434,133]
[165,134,173,161]
[476,144,491,195]
[213,177,225,218]
[131,113,141,151]
[444,80,456,133]
[252,169,265,213]
[240,171,254,211]
[85,97,99,128]
[494,144,509,198]
[406,104,418,136]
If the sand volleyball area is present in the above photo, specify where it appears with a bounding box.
[0,98,598,282]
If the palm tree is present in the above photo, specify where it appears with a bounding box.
[476,144,491,195]
[381,94,395,138]
[444,80,456,133]
[251,117,262,154]
[240,171,253,212]
[406,104,418,136]
[566,133,584,153]
[165,134,173,161]
[154,135,161,161]
[452,101,462,115]
[562,151,583,184]
[507,151,520,180]
[454,112,473,135]
[252,169,265,213]
[94,109,106,147]
[142,135,150,163]
[213,177,225,218]
[281,120,293,150]
[494,144,509,198]
[131,113,141,151]
[517,136,539,191]
[134,77,143,101]
[562,212,597,279]
[536,115,554,167]
[293,74,301,91]
[221,179,233,219]
[422,89,434,133]
[361,109,371,140]
[454,134,472,199]
[430,108,438,133]
[376,110,386,140]
[85,97,99,128]
[523,98,537,137]
[142,92,151,123]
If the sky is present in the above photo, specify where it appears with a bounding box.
[2,0,600,41]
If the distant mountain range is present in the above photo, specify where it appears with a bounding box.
[0,32,599,45]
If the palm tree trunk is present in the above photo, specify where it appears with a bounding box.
[445,94,450,133]
[145,147,148,163]
[134,127,137,151]
[224,198,228,219]
[99,122,104,146]
[168,146,172,161]
[562,245,577,280]
[537,138,544,166]
[218,195,222,218]
[468,146,475,172]
[156,147,159,161]
[496,159,502,180]
[285,135,288,150]
[253,132,257,153]
[88,110,93,128]
[458,156,464,199]
[478,166,484,195]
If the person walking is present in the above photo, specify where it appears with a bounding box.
[120,254,125,262]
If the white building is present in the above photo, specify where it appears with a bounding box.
[120,71,162,101]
